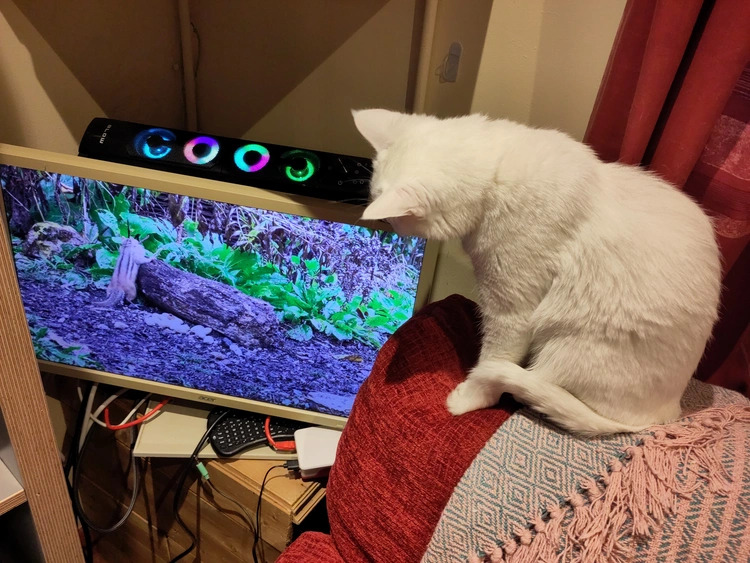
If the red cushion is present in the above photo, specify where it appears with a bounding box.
[276,531,344,563]
[324,295,518,562]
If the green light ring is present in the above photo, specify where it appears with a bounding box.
[282,150,319,183]
[286,160,314,182]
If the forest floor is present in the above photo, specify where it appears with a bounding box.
[18,264,377,417]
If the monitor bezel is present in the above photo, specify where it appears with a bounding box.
[0,143,439,430]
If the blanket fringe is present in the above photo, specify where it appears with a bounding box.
[474,404,750,563]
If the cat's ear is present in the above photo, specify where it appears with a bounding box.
[352,109,406,152]
[361,188,423,221]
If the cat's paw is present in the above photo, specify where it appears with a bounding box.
[446,379,499,416]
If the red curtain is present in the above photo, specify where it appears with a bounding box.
[585,0,750,395]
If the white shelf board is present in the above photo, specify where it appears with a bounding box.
[0,457,26,516]
[133,401,295,460]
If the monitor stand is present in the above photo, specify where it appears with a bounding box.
[133,400,295,461]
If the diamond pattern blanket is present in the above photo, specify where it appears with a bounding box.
[423,380,750,563]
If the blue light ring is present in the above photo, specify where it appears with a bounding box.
[133,128,176,159]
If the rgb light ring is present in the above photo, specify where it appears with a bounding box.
[183,136,220,165]
[133,128,176,159]
[282,150,319,182]
[234,144,270,172]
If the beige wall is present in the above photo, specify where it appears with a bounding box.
[472,0,626,140]
[0,1,418,156]
[0,0,184,153]
[418,0,494,118]
[237,0,420,156]
[0,0,102,153]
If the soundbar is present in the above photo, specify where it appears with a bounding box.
[78,118,372,204]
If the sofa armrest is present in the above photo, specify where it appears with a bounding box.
[275,532,344,563]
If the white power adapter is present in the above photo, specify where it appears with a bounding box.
[293,427,343,480]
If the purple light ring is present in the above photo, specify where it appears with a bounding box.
[184,136,219,164]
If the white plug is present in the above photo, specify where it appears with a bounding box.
[293,427,343,480]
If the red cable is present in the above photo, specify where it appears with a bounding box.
[104,398,170,430]
[264,416,296,451]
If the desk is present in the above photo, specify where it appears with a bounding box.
[85,454,325,562]
[44,375,327,562]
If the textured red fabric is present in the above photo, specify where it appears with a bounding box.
[584,0,750,184]
[688,65,750,395]
[275,531,345,563]
[320,294,517,562]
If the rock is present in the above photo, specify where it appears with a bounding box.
[148,312,190,333]
[171,322,190,334]
[23,222,86,258]
[189,325,212,338]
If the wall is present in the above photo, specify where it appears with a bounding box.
[0,0,104,153]
[472,0,626,139]
[0,0,185,153]
[418,0,494,117]
[0,1,420,158]
[230,0,421,156]
[428,0,626,302]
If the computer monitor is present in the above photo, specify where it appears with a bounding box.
[0,143,438,429]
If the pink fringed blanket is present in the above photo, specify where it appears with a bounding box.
[423,380,750,562]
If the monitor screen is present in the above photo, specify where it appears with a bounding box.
[0,145,437,428]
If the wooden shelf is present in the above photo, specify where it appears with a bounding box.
[0,457,26,516]
[1,190,84,561]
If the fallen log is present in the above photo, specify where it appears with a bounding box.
[137,260,279,348]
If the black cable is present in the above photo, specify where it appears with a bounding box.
[169,409,231,563]
[72,423,140,533]
[64,381,91,476]
[204,479,256,535]
[254,464,285,563]
[64,382,94,563]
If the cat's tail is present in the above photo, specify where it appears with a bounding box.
[479,360,648,437]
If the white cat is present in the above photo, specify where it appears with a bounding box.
[353,109,722,436]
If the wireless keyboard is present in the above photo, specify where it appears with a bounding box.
[207,407,308,457]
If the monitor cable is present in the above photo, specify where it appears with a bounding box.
[169,409,230,562]
[64,381,94,563]
[67,387,157,543]
[169,410,294,563]
[254,463,287,563]
[72,422,140,534]
[200,460,291,563]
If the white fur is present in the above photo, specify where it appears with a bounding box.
[353,109,722,436]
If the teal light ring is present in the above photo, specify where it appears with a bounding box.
[234,144,270,172]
